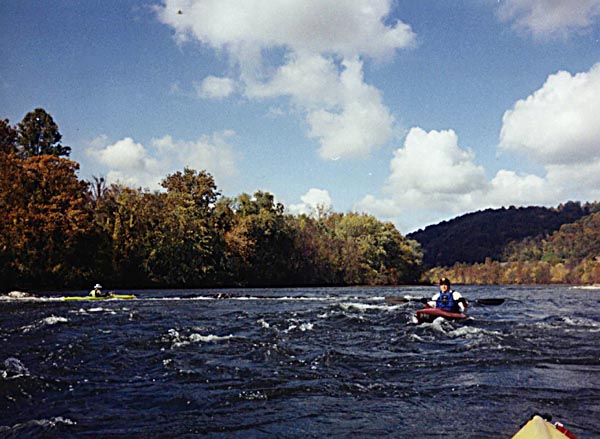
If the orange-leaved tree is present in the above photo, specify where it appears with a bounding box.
[0,153,94,288]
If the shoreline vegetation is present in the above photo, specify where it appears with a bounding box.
[3,108,600,292]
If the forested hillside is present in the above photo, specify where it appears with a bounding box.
[505,211,600,265]
[426,210,600,285]
[407,203,596,268]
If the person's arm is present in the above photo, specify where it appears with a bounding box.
[427,292,439,308]
[453,291,468,312]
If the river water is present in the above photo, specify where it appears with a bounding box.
[1,285,598,438]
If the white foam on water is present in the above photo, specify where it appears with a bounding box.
[21,315,68,333]
[146,296,214,301]
[1,357,30,379]
[0,416,75,434]
[561,315,600,327]
[239,390,268,400]
[86,307,116,314]
[0,295,62,302]
[447,326,484,338]
[42,316,68,325]
[257,318,270,329]
[339,302,390,312]
[285,321,314,332]
[163,328,234,348]
[426,317,452,334]
[189,333,234,343]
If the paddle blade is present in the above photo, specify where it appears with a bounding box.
[385,296,409,305]
[476,298,505,306]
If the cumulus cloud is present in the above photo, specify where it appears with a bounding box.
[86,131,237,190]
[156,0,415,59]
[246,53,341,108]
[196,76,235,99]
[487,170,553,205]
[288,188,333,217]
[155,0,415,159]
[545,161,600,201]
[499,62,600,165]
[498,0,600,37]
[355,62,600,232]
[354,127,557,232]
[306,58,395,159]
[87,137,161,189]
[385,127,487,198]
[152,131,237,181]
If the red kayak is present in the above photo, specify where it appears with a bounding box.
[414,307,468,324]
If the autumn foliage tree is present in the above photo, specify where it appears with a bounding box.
[0,153,94,287]
[222,191,297,286]
[0,108,432,290]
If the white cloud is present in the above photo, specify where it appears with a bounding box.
[86,131,237,190]
[498,0,600,37]
[88,137,160,175]
[358,63,600,231]
[196,76,235,99]
[86,137,162,189]
[152,131,237,182]
[354,127,556,232]
[248,54,394,158]
[487,170,553,205]
[500,62,600,165]
[246,53,340,108]
[546,161,600,200]
[156,0,415,59]
[385,127,487,198]
[288,188,333,217]
[306,58,395,159]
[155,0,414,159]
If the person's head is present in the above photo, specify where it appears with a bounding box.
[94,283,102,289]
[439,277,451,292]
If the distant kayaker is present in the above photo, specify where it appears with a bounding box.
[426,277,468,313]
[90,283,108,298]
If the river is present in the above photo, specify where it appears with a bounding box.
[1,285,598,438]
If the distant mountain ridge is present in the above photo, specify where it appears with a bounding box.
[407,201,596,268]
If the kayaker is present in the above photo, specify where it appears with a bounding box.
[426,277,468,313]
[90,283,108,298]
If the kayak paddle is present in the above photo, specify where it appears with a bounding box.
[475,298,505,306]
[384,296,505,306]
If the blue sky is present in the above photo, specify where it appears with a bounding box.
[2,0,600,232]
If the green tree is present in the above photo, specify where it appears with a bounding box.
[17,108,71,158]
[224,191,296,286]
[331,213,422,285]
[92,184,161,286]
[143,168,224,286]
[0,119,18,154]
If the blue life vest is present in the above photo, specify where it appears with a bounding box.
[436,290,459,312]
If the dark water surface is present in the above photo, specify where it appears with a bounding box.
[1,285,599,438]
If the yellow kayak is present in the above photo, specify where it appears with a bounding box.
[63,294,136,301]
[512,415,577,439]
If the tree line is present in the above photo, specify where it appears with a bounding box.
[408,203,594,267]
[4,108,600,290]
[0,109,423,291]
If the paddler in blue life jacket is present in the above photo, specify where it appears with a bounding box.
[426,277,468,313]
[90,283,109,298]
